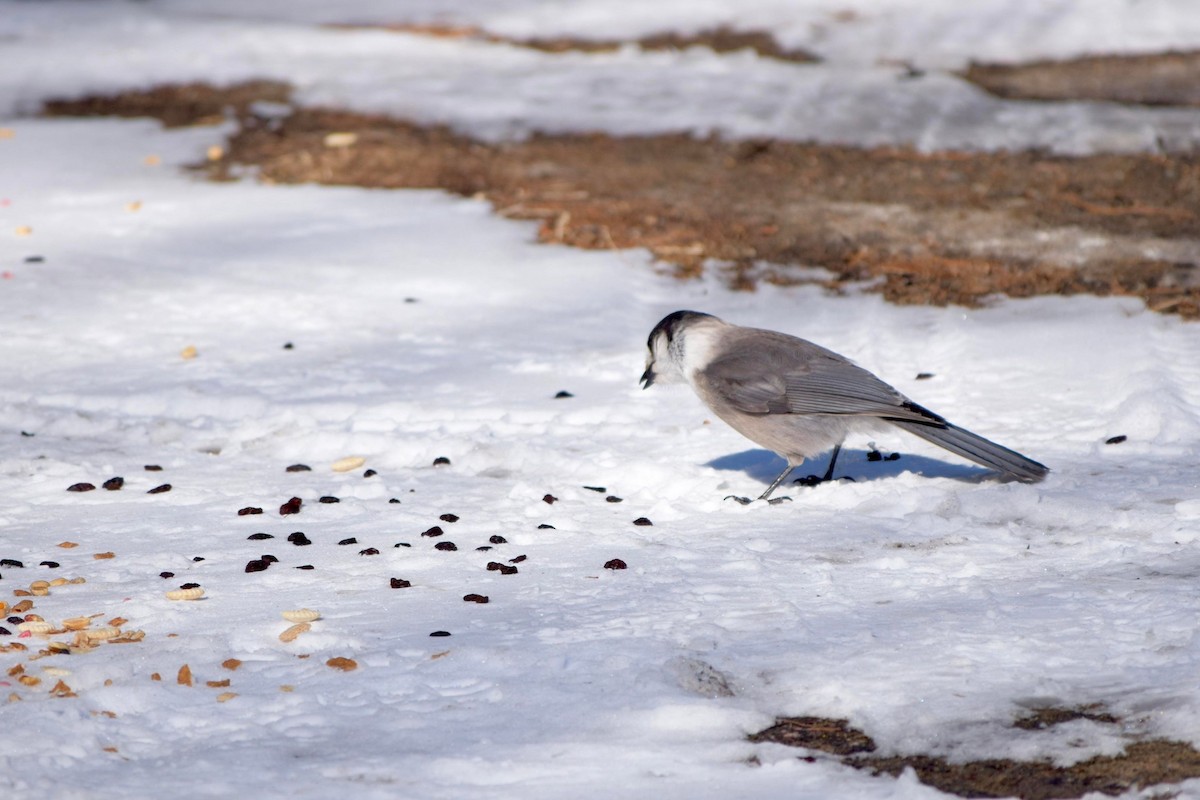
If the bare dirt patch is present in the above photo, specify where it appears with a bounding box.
[324,22,820,64]
[752,712,1200,799]
[41,80,1200,318]
[964,51,1200,107]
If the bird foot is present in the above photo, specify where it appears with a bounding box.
[793,474,826,488]
[766,495,793,505]
[723,495,753,505]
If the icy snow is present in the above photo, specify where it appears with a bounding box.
[3,1,1200,799]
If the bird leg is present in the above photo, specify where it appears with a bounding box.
[794,443,842,487]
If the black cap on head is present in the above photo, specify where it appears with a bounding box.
[646,310,713,349]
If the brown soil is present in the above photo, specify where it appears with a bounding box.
[963,51,1200,107]
[324,23,820,64]
[753,713,1200,799]
[40,78,1200,320]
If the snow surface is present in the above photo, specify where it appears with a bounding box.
[3,2,1200,799]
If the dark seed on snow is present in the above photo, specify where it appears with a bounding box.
[488,535,507,544]
[1,559,23,568]
[1106,434,1128,445]
[604,559,628,570]
[338,537,357,546]
[7,617,23,625]
[509,555,527,564]
[295,565,314,570]
[867,450,882,462]
[542,494,557,504]
[421,526,444,538]
[915,372,935,380]
[583,486,606,493]
[537,524,555,530]
[247,532,274,540]
[180,582,200,590]
[67,483,95,492]
[633,518,653,526]
[487,562,518,575]
[432,456,451,467]
[102,477,124,491]
[394,542,411,548]
[24,255,44,263]
[554,390,574,398]
[160,571,175,579]
[439,513,459,523]
[0,627,9,636]
[429,631,451,637]
[287,532,312,546]
[20,431,35,437]
[434,541,458,551]
[260,554,279,563]
[463,594,489,604]
[605,496,623,503]
[363,469,377,478]
[238,507,264,516]
[282,342,294,350]
[192,556,205,562]
[279,496,302,515]
[388,498,401,504]
[39,561,59,569]
[147,483,172,494]
[359,547,379,556]
[245,559,270,573]
[390,578,411,589]
[144,465,163,471]
[475,546,492,551]
[886,453,900,461]
[285,464,311,473]
[319,496,340,504]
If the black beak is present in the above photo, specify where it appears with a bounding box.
[639,367,655,389]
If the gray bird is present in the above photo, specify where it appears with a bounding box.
[640,310,1048,503]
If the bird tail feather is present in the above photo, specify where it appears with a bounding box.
[889,419,1048,483]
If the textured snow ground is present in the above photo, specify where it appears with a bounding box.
[3,2,1200,799]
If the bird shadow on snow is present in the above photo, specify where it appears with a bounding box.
[706,448,992,488]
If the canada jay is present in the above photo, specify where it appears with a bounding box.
[640,310,1048,503]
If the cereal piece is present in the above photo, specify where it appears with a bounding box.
[57,542,78,549]
[325,657,357,672]
[166,587,205,601]
[124,201,142,213]
[6,664,23,677]
[206,679,230,688]
[323,132,358,148]
[61,617,91,631]
[30,581,49,592]
[48,578,67,587]
[14,225,32,237]
[17,621,52,634]
[47,642,71,653]
[42,666,71,677]
[180,345,198,360]
[94,552,115,560]
[222,658,242,671]
[69,577,86,584]
[216,692,237,703]
[331,456,365,473]
[206,144,224,161]
[18,675,41,687]
[281,609,320,623]
[279,685,294,692]
[177,665,193,686]
[109,630,145,644]
[0,602,6,615]
[144,154,161,166]
[11,600,33,614]
[107,617,128,627]
[85,627,120,641]
[49,679,76,698]
[279,622,310,643]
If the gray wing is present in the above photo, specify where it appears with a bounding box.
[700,330,940,424]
